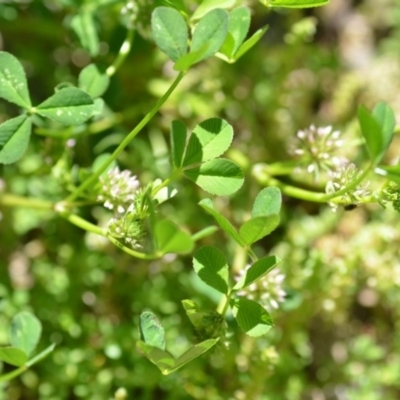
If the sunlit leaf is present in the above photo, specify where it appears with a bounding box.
[36,87,95,125]
[190,9,229,62]
[171,120,187,168]
[183,118,233,166]
[0,115,32,164]
[151,7,188,62]
[10,312,42,356]
[233,26,269,61]
[230,298,273,337]
[191,0,235,20]
[139,311,166,351]
[136,341,175,375]
[252,187,282,217]
[0,347,27,367]
[184,158,244,196]
[155,220,194,254]
[70,11,100,56]
[193,246,230,294]
[78,64,110,98]
[0,51,31,108]
[239,215,280,245]
[173,339,219,370]
[220,7,251,60]
[233,255,281,290]
[199,198,244,245]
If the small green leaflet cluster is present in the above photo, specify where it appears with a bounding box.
[151,0,331,67]
[0,52,109,164]
[137,311,219,375]
[192,247,281,337]
[0,312,55,382]
[151,6,268,68]
[357,102,400,184]
[171,118,244,196]
[108,117,244,256]
[193,187,282,336]
[138,187,283,373]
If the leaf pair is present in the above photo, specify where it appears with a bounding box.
[0,52,98,164]
[171,118,244,196]
[152,7,229,70]
[137,311,218,375]
[0,312,55,380]
[192,246,281,336]
[217,7,269,64]
[200,187,282,246]
[152,5,271,69]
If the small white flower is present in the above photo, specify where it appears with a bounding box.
[236,266,286,310]
[290,125,348,180]
[326,163,370,210]
[97,167,140,213]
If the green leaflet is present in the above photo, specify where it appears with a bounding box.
[230,298,273,337]
[0,347,27,367]
[219,7,251,60]
[193,246,230,294]
[183,118,233,166]
[170,120,187,168]
[10,312,42,357]
[239,215,280,245]
[139,312,166,351]
[0,51,31,108]
[184,158,244,196]
[78,64,110,98]
[0,114,32,164]
[252,187,282,217]
[36,87,95,126]
[151,7,188,62]
[70,11,100,56]
[190,9,229,63]
[233,255,281,290]
[198,198,244,245]
[155,220,194,254]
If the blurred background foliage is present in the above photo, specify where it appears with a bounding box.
[1,0,400,399]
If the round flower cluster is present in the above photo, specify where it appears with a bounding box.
[236,267,286,310]
[325,163,370,210]
[97,167,140,214]
[292,125,347,179]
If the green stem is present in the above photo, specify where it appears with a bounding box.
[106,235,159,260]
[0,366,27,383]
[218,292,233,317]
[253,163,373,203]
[0,194,53,209]
[191,226,218,241]
[106,22,135,77]
[66,71,186,202]
[151,169,182,197]
[246,247,258,263]
[60,210,158,260]
[60,211,105,235]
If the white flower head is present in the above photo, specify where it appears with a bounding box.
[97,167,140,213]
[236,266,286,310]
[326,162,370,211]
[291,125,348,180]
